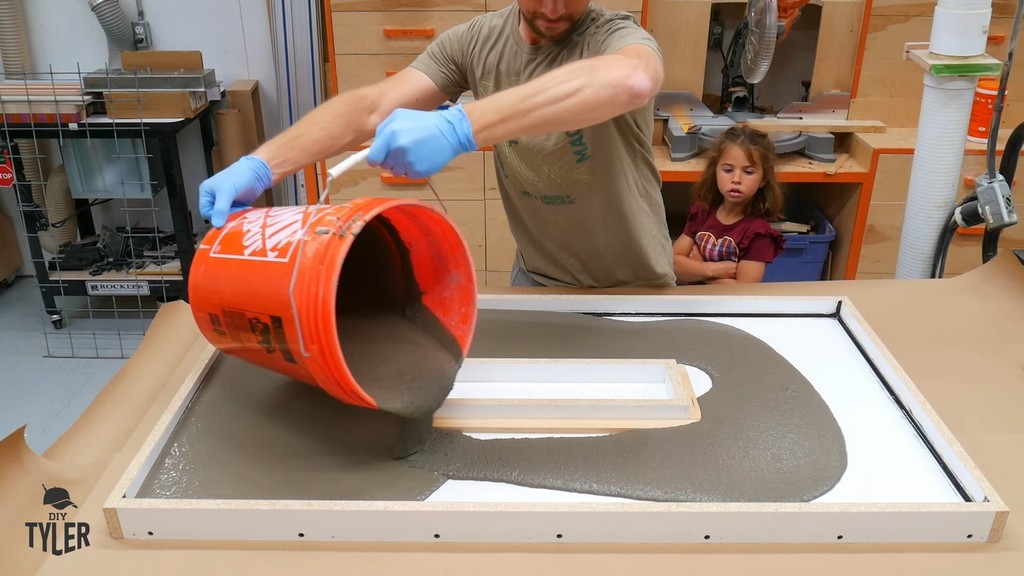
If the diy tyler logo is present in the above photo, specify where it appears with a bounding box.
[25,484,91,556]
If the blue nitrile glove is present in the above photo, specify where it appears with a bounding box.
[367,104,478,179]
[199,155,273,228]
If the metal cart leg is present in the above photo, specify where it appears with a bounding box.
[151,133,195,303]
[2,142,63,327]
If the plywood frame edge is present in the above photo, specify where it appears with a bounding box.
[106,295,1006,545]
[837,299,1008,518]
[109,498,1003,544]
[102,338,220,539]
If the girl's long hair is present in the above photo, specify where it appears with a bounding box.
[692,125,784,221]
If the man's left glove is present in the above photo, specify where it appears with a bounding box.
[199,155,273,228]
[367,104,478,179]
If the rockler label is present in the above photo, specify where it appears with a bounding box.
[211,207,311,262]
[85,280,150,296]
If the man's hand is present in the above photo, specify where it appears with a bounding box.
[367,105,477,179]
[199,155,273,227]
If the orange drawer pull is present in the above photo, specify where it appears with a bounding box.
[383,27,435,39]
[956,226,985,235]
[988,34,1006,44]
[385,70,398,77]
[964,175,1017,187]
[380,171,428,185]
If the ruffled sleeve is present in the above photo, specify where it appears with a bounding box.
[741,220,786,263]
[681,203,710,240]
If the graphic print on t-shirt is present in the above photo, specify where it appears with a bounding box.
[695,231,739,262]
[494,133,592,190]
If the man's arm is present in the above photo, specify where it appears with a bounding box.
[198,68,450,227]
[254,68,451,184]
[463,44,663,147]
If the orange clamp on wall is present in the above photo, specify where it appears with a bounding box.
[380,171,428,185]
[382,27,435,39]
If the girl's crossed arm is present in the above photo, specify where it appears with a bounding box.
[672,235,738,284]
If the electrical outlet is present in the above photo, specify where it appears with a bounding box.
[132,21,152,48]
[709,20,724,49]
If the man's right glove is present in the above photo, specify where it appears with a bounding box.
[367,105,477,179]
[199,155,273,227]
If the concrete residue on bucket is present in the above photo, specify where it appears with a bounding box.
[334,216,464,457]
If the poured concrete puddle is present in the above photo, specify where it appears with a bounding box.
[137,309,847,503]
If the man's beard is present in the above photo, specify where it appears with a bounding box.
[521,12,579,43]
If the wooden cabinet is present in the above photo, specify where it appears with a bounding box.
[854,133,1024,279]
[852,1,1024,131]
[331,0,484,91]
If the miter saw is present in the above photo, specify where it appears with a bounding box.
[656,0,840,162]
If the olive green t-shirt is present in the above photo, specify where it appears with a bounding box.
[410,4,674,288]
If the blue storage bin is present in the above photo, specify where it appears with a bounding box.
[763,210,836,282]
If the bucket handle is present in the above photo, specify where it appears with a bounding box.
[286,149,372,358]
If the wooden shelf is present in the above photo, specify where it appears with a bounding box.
[655,146,870,183]
[905,48,1002,77]
[49,267,182,282]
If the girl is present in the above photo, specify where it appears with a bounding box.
[673,125,785,284]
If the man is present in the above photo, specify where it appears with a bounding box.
[200,0,674,288]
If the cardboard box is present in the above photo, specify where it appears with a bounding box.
[121,50,204,72]
[103,50,210,119]
[225,79,272,207]
[0,209,23,281]
[104,90,209,119]
[226,79,265,152]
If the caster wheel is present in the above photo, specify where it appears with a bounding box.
[49,313,64,330]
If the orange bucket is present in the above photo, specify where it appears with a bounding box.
[188,198,477,411]
[967,78,1004,144]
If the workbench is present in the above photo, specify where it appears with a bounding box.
[1,108,217,328]
[2,251,1021,575]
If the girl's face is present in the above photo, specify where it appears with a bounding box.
[715,143,765,209]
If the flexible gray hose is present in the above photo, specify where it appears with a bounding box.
[88,0,135,69]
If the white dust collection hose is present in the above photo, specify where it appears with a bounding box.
[37,165,78,254]
[88,0,135,69]
[896,74,977,278]
[895,0,993,279]
[0,0,47,212]
[930,0,993,56]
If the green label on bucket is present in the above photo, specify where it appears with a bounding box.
[211,207,311,262]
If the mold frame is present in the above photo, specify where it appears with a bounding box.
[434,357,701,433]
[103,295,1008,545]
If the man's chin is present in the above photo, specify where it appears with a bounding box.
[525,18,575,42]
